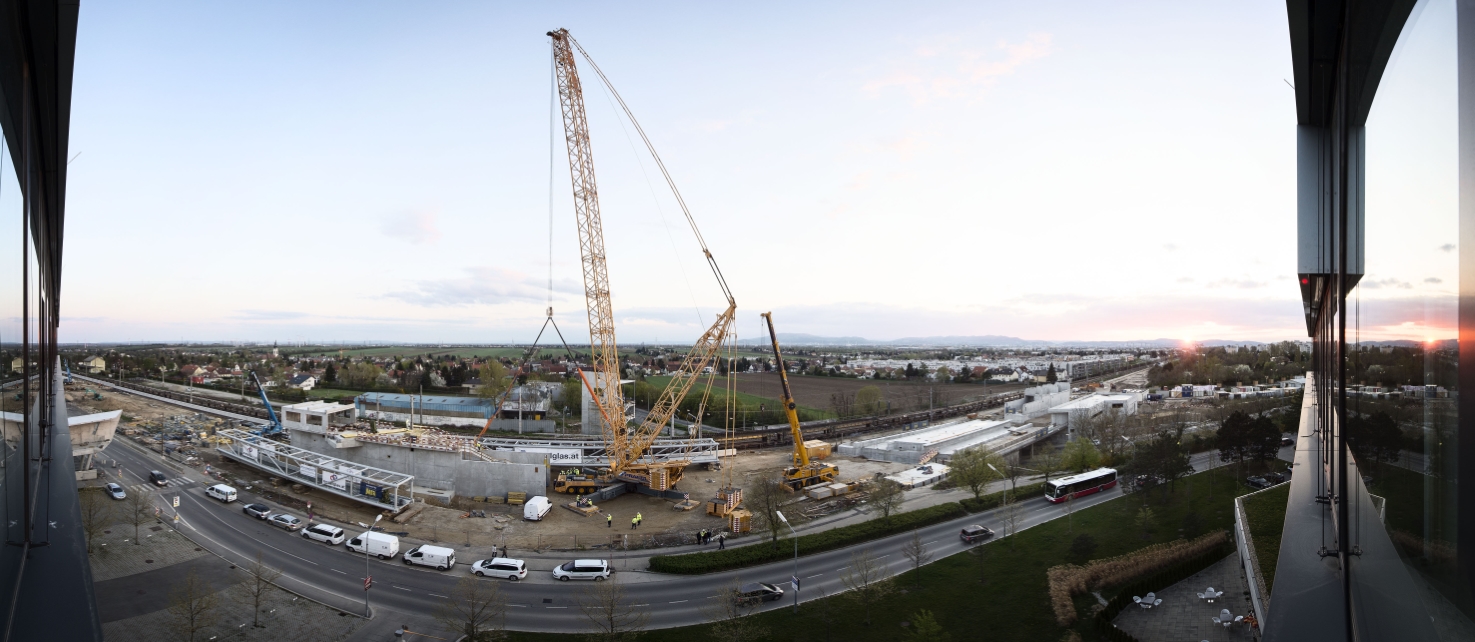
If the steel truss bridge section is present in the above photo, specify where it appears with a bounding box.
[216,428,414,512]
[479,436,724,466]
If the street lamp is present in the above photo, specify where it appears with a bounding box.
[776,511,798,613]
[364,513,382,617]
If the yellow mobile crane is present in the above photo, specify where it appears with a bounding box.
[548,29,737,492]
[761,312,839,490]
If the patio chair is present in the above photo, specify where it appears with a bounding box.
[1153,598,1162,608]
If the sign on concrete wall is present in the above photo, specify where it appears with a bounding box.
[512,447,582,464]
[242,445,258,459]
[298,463,317,481]
[322,470,349,490]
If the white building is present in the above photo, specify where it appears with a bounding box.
[1047,392,1141,435]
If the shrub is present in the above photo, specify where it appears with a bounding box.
[648,502,967,574]
[959,482,1045,513]
[1047,530,1230,626]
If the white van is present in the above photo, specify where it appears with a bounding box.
[301,524,345,545]
[553,559,611,581]
[204,484,237,503]
[523,495,553,521]
[403,545,456,570]
[347,532,399,559]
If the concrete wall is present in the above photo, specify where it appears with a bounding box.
[1003,383,1071,419]
[489,418,556,433]
[291,429,547,499]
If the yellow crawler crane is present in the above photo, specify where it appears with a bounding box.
[548,28,737,491]
[761,312,839,490]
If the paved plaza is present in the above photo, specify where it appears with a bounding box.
[1113,552,1260,642]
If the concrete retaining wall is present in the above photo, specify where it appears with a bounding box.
[291,430,547,499]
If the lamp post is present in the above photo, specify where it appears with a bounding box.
[364,513,382,617]
[776,511,798,613]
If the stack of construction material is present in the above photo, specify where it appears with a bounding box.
[804,439,833,459]
[729,508,751,533]
[506,491,527,506]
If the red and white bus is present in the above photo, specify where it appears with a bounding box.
[1045,468,1118,503]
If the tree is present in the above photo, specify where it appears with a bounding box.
[234,550,283,629]
[1046,363,1058,383]
[1035,450,1065,482]
[166,567,219,642]
[123,488,154,545]
[934,366,952,382]
[1139,431,1193,499]
[840,549,893,625]
[434,575,507,642]
[1245,414,1283,464]
[1348,410,1402,468]
[1064,489,1077,533]
[1215,410,1254,468]
[869,478,906,524]
[703,577,768,642]
[323,362,337,383]
[903,609,952,642]
[1000,493,1023,544]
[1134,505,1157,540]
[949,447,1003,500]
[577,578,648,642]
[855,385,884,416]
[745,474,789,549]
[900,529,932,588]
[477,361,510,399]
[78,487,112,555]
[1059,438,1101,473]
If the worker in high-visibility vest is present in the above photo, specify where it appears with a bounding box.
[607,513,612,528]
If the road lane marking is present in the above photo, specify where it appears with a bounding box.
[429,593,448,598]
[331,569,347,575]
[632,604,649,607]
[546,606,567,609]
[924,541,938,545]
[393,586,412,592]
[183,493,319,565]
[805,574,822,579]
[669,600,687,604]
[509,604,528,608]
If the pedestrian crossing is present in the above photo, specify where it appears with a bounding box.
[119,477,196,497]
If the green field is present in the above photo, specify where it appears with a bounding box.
[506,466,1255,642]
[1241,483,1289,593]
[642,375,835,421]
[304,388,365,401]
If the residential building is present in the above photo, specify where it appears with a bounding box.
[80,355,105,373]
[287,374,317,390]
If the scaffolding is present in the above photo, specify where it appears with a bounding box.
[479,436,724,466]
[216,428,415,512]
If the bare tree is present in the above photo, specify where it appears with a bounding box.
[434,574,507,642]
[805,586,836,642]
[1000,493,1023,545]
[78,487,112,555]
[234,550,283,629]
[840,549,893,625]
[745,473,789,549]
[899,529,932,587]
[702,577,768,642]
[166,567,219,642]
[869,478,906,524]
[1064,489,1077,534]
[578,578,648,642]
[123,489,154,545]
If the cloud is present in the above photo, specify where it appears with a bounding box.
[863,33,1053,105]
[1162,244,1178,251]
[233,310,310,321]
[1439,243,1456,252]
[385,267,580,307]
[1206,278,1267,289]
[1360,278,1411,290]
[381,210,441,245]
[1424,277,1443,284]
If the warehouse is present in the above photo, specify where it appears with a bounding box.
[354,393,494,429]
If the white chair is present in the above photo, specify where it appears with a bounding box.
[1234,615,1245,627]
[1133,596,1142,605]
[1219,609,1233,628]
[1153,598,1162,608]
[1212,616,1224,626]
[1197,591,1207,601]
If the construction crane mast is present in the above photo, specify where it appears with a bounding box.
[762,312,838,490]
[548,28,736,491]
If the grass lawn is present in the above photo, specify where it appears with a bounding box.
[1241,483,1289,593]
[506,467,1255,642]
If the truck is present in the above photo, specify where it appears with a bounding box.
[346,531,399,559]
[523,495,553,521]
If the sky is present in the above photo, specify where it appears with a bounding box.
[45,0,1456,345]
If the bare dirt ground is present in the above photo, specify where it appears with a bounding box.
[729,373,1022,413]
[67,386,183,422]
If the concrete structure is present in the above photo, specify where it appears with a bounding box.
[1046,391,1141,434]
[217,428,416,511]
[1003,382,1071,421]
[1061,356,1125,379]
[837,417,1056,464]
[580,372,634,436]
[354,392,494,429]
[885,463,950,489]
[4,409,122,480]
[281,400,357,432]
[480,436,724,467]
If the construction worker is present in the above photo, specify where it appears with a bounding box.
[607,513,612,528]
[631,516,638,529]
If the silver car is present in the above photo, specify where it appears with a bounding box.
[268,513,303,531]
[104,483,126,500]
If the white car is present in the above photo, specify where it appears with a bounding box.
[403,545,456,571]
[470,558,526,580]
[301,524,345,545]
[268,514,304,531]
[553,559,610,581]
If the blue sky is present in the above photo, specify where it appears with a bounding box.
[50,1,1453,344]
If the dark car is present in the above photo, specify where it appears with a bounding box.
[148,470,168,487]
[1265,470,1291,484]
[960,524,994,543]
[735,582,784,606]
[1246,476,1272,489]
[1281,436,1295,447]
[241,504,272,520]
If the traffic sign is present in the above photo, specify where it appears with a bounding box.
[364,576,373,590]
[172,496,179,508]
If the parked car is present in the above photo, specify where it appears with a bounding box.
[523,496,553,521]
[204,484,237,503]
[241,503,272,520]
[403,545,456,571]
[1281,436,1295,447]
[268,514,304,531]
[1246,476,1272,489]
[347,532,400,559]
[470,558,526,580]
[302,524,345,545]
[1265,471,1290,484]
[959,525,994,543]
[553,559,611,581]
[104,483,126,500]
[735,582,784,606]
[148,470,168,487]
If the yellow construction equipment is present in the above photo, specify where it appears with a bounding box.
[547,28,737,491]
[762,312,839,490]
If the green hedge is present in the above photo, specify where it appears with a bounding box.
[960,481,1046,513]
[648,502,968,574]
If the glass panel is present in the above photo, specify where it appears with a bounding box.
[1359,0,1473,637]
[0,137,20,548]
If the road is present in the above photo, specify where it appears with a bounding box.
[100,435,1137,637]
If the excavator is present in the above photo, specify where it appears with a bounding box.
[762,312,839,490]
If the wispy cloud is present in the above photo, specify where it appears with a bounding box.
[381,210,441,245]
[385,267,579,307]
[233,309,310,321]
[1361,278,1412,290]
[1439,243,1456,252]
[1424,277,1443,284]
[863,33,1053,105]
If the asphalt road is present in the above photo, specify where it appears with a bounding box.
[102,436,1139,635]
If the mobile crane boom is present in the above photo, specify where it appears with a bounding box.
[249,371,284,436]
[762,312,838,489]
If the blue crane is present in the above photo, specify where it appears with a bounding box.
[63,359,73,385]
[250,371,284,436]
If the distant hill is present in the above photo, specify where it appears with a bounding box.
[733,334,1273,348]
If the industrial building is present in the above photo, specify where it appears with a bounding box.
[837,416,1055,464]
[1003,382,1072,421]
[354,392,494,429]
[1045,391,1141,434]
